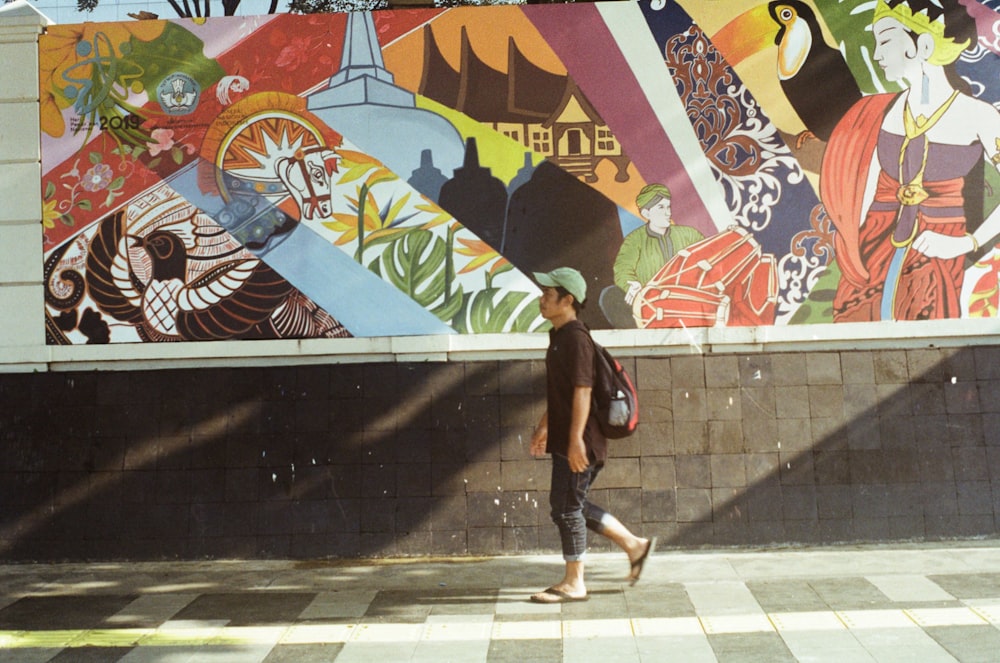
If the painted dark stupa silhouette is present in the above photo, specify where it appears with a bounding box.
[507,152,535,196]
[438,138,508,251]
[409,149,448,203]
[504,161,621,330]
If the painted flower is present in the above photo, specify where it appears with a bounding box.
[39,22,165,138]
[42,199,61,230]
[456,234,502,274]
[146,129,175,157]
[81,163,114,192]
[275,36,313,71]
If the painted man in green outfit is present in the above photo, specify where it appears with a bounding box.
[614,183,705,306]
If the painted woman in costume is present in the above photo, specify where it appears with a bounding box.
[822,0,1000,321]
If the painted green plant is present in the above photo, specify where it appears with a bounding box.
[54,22,223,149]
[362,214,544,332]
[372,228,450,311]
[451,241,545,333]
[325,150,542,333]
[788,260,839,324]
[324,151,410,264]
[453,283,542,333]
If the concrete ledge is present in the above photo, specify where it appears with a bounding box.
[0,343,49,372]
[0,283,44,349]
[0,1,52,42]
[0,100,40,162]
[0,222,42,283]
[2,316,999,373]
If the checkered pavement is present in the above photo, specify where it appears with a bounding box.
[3,545,1000,661]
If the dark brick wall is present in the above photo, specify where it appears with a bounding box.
[1,345,998,561]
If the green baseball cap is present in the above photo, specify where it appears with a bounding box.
[534,267,587,303]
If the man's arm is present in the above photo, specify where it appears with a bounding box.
[567,386,591,472]
[530,411,548,457]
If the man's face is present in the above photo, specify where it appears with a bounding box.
[538,286,572,320]
[640,196,672,230]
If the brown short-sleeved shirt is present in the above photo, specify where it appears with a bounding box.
[545,319,607,465]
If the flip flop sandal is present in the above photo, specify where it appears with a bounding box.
[629,536,658,586]
[529,587,590,603]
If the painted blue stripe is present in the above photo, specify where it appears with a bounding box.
[166,161,454,337]
[880,247,907,321]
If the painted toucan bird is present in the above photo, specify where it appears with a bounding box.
[768,0,862,146]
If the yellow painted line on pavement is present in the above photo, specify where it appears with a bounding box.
[210,625,289,645]
[71,629,153,647]
[905,607,989,627]
[769,611,847,632]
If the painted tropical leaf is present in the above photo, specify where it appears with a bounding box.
[489,259,514,279]
[380,229,448,308]
[456,236,501,274]
[415,203,452,231]
[431,284,465,324]
[337,151,395,188]
[788,261,839,325]
[453,287,541,334]
[323,212,358,242]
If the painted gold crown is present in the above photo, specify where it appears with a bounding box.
[873,0,944,37]
[872,0,971,65]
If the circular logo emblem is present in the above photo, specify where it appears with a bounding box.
[157,73,200,116]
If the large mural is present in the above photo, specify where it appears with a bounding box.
[37,0,1000,343]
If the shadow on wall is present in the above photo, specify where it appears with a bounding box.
[0,345,998,561]
[659,346,1000,548]
[0,359,548,561]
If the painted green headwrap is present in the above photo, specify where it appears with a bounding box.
[636,183,671,210]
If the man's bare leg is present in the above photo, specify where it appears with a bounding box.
[594,513,655,581]
[530,560,588,602]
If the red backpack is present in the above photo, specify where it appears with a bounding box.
[591,339,639,439]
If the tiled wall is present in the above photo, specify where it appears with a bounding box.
[1,345,998,562]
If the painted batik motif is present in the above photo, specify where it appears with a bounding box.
[664,22,827,322]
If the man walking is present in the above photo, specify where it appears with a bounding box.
[529,267,656,604]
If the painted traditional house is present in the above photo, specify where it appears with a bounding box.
[419,24,631,183]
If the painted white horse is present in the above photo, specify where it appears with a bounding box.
[275,147,341,222]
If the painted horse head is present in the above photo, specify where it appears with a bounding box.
[276,147,341,222]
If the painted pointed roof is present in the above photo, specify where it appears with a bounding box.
[311,10,413,108]
[307,10,465,201]
[328,11,396,88]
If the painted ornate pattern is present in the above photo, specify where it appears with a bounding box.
[664,25,829,322]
